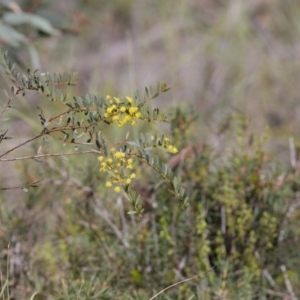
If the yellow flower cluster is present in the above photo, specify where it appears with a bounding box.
[151,136,178,154]
[98,148,136,193]
[104,96,142,127]
[166,144,178,154]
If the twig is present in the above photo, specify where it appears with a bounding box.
[93,196,130,248]
[221,204,226,234]
[278,197,300,243]
[264,289,289,298]
[255,251,277,288]
[262,269,276,288]
[0,150,99,162]
[0,133,44,158]
[0,179,43,191]
[117,196,129,240]
[0,92,15,120]
[280,265,297,300]
[48,132,97,146]
[0,130,8,144]
[149,268,214,300]
[289,137,297,169]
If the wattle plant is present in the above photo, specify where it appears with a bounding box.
[0,48,188,215]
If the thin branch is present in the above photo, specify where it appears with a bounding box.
[48,108,73,122]
[280,265,297,300]
[278,197,300,243]
[0,92,15,120]
[0,133,44,158]
[289,137,297,169]
[264,289,288,298]
[0,118,104,158]
[0,129,8,144]
[48,132,91,146]
[1,179,43,191]
[149,269,214,300]
[48,106,103,123]
[93,196,130,248]
[0,150,100,162]
[45,119,105,134]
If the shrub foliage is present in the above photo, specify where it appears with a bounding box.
[0,49,300,299]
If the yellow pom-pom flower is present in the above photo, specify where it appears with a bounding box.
[114,186,121,193]
[126,96,133,103]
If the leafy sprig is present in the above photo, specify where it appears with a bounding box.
[0,48,188,215]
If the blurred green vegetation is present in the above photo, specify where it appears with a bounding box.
[2,107,300,299]
[2,0,300,299]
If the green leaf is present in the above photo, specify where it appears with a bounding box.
[172,177,178,190]
[127,141,137,147]
[3,89,9,99]
[0,22,27,47]
[29,291,39,300]
[3,12,60,36]
[96,139,101,149]
[179,187,185,198]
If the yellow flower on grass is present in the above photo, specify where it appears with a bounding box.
[118,115,132,127]
[120,106,126,113]
[106,182,112,187]
[167,145,178,153]
[126,96,133,103]
[106,105,117,114]
[126,159,133,169]
[112,115,119,122]
[114,186,121,193]
[129,106,138,115]
[135,112,142,118]
[114,151,125,159]
[98,156,104,161]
